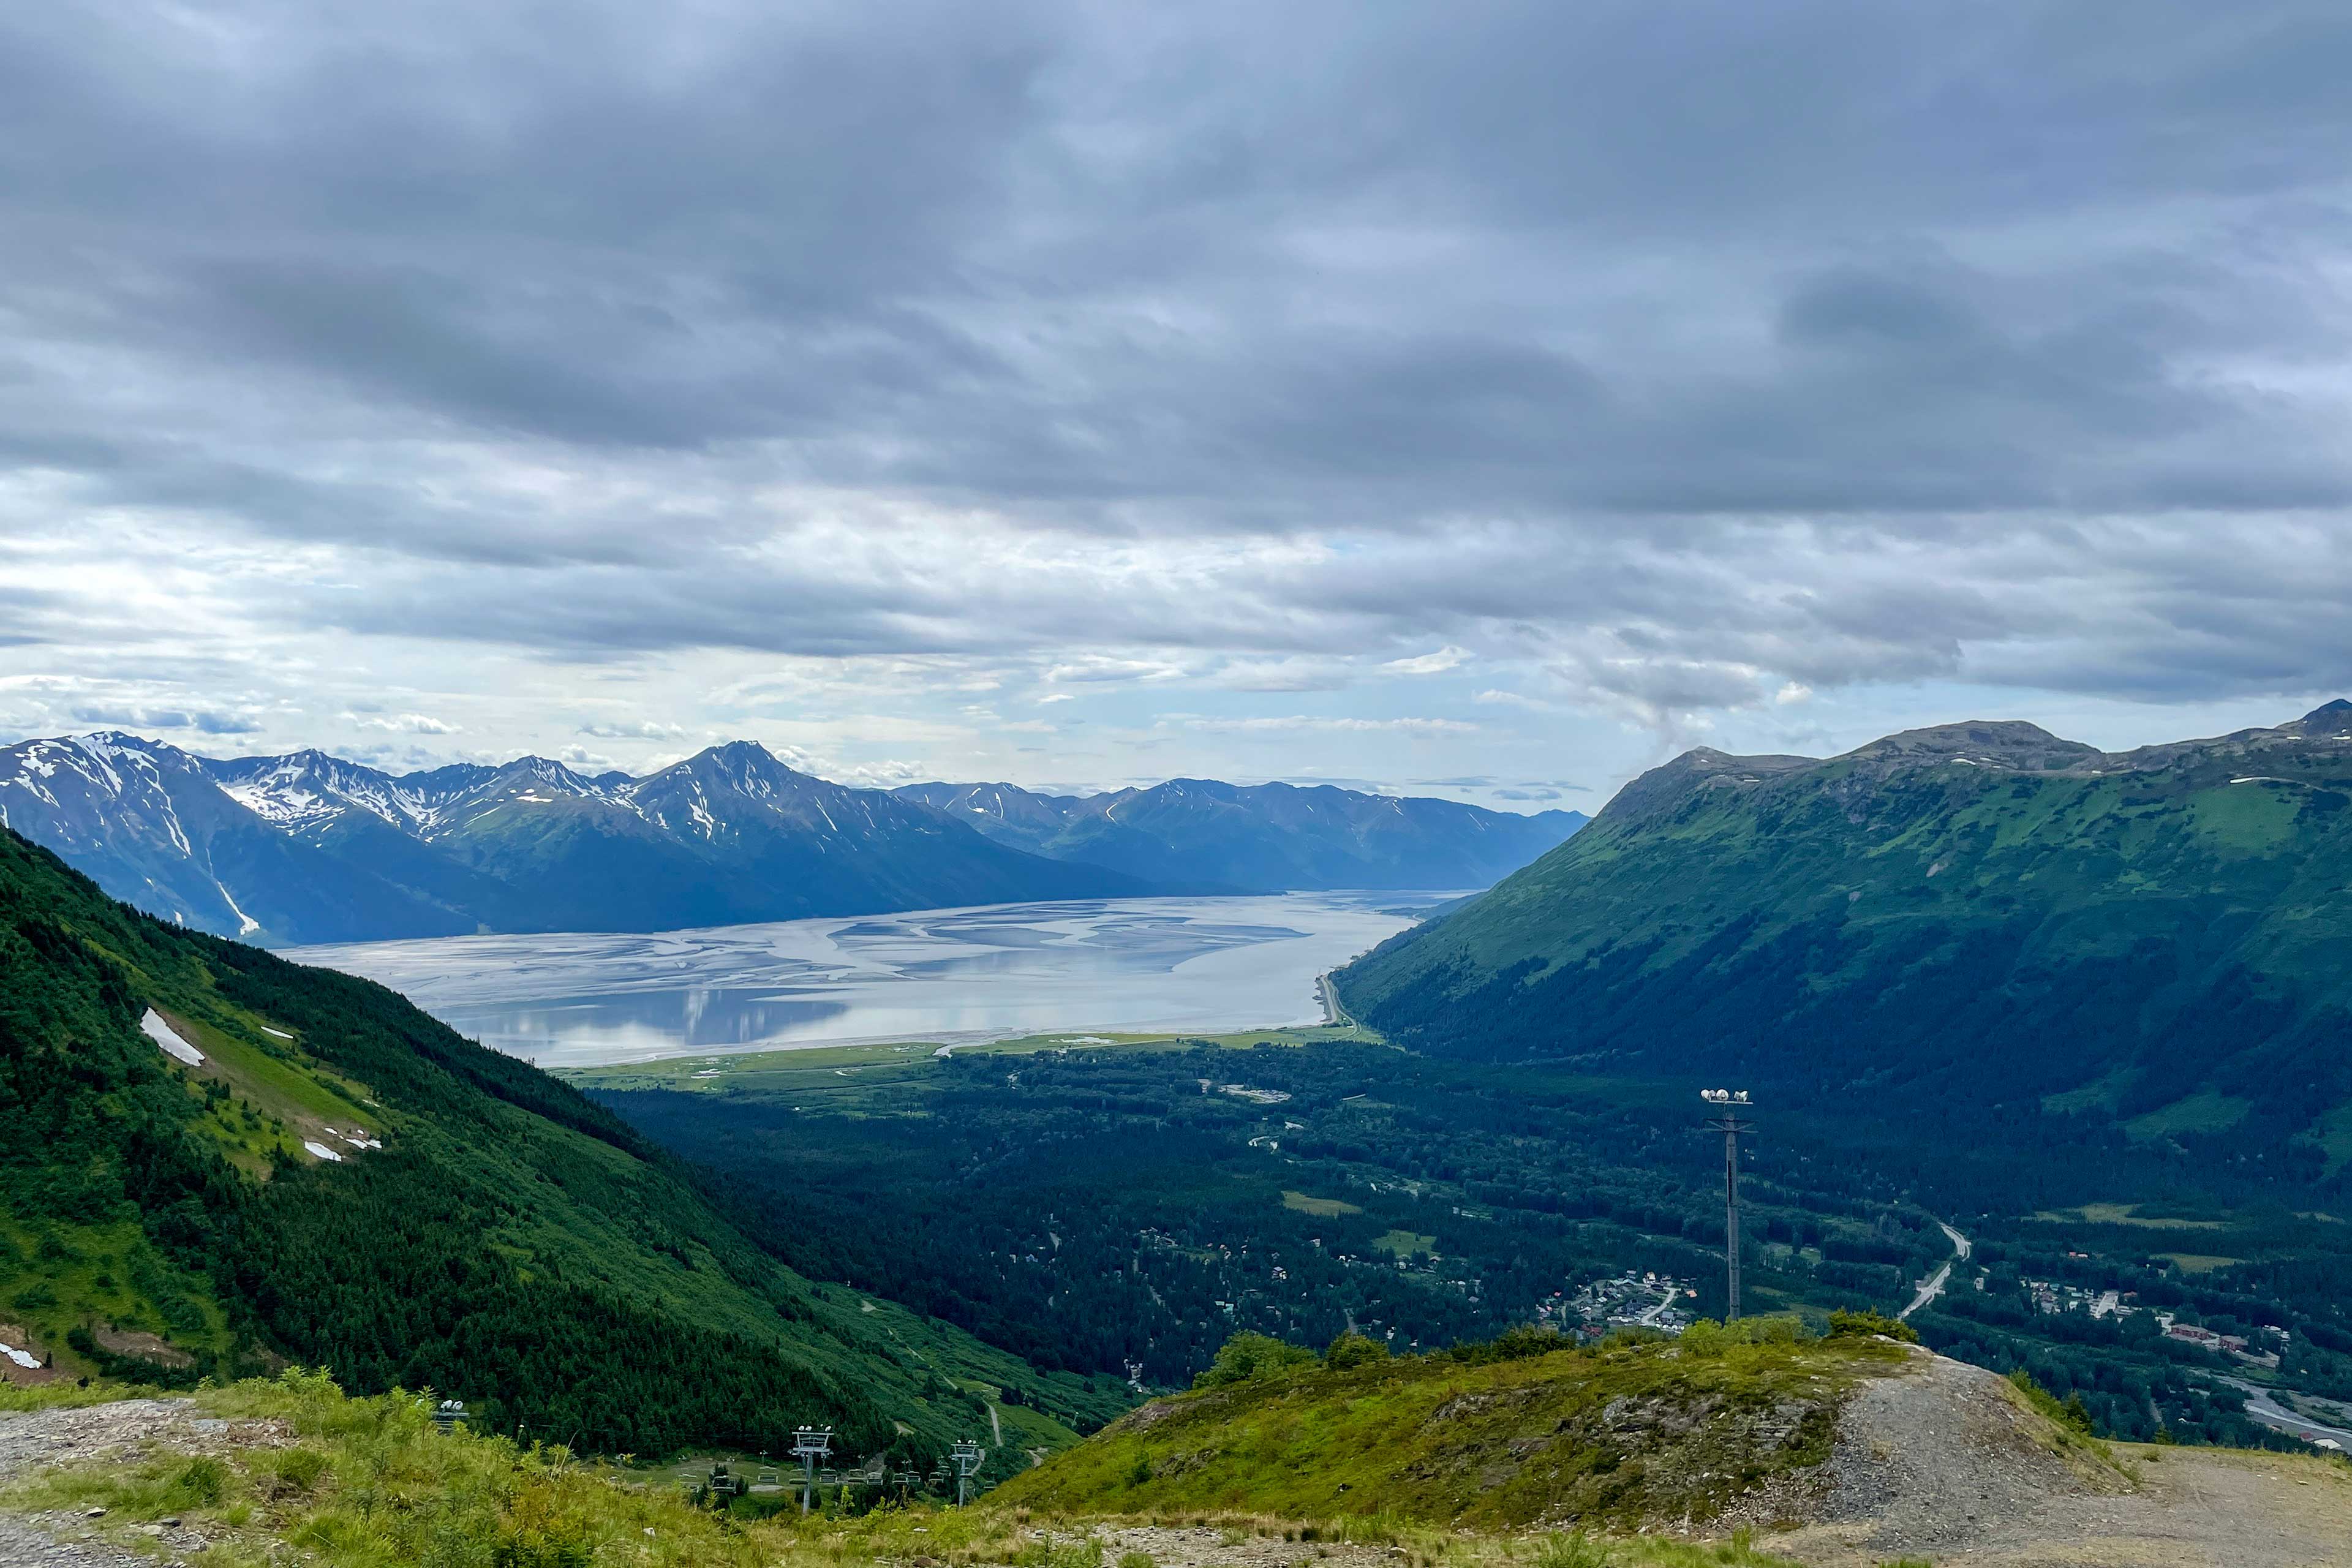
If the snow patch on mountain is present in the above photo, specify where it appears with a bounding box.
[140,1008,205,1066]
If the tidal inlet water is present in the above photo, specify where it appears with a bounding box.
[287,891,1447,1066]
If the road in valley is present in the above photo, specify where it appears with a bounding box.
[1898,1221,1973,1321]
[1316,971,1352,1028]
[2222,1376,2352,1449]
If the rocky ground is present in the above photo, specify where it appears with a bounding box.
[1091,1525,1396,1568]
[0,1401,287,1568]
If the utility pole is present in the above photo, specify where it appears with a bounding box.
[1701,1091,1755,1321]
[792,1426,832,1515]
[950,1439,984,1506]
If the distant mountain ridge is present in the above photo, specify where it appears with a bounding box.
[893,778,1585,892]
[1333,702,2352,1188]
[0,734,1581,944]
[0,733,1136,944]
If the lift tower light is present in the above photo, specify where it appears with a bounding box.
[791,1426,833,1515]
[950,1439,986,1507]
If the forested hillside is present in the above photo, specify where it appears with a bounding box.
[0,827,1125,1460]
[1335,704,2352,1190]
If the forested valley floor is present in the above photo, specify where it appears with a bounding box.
[576,1034,2352,1453]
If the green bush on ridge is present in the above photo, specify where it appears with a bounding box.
[1825,1309,1918,1344]
[1193,1332,1317,1389]
[1322,1330,1392,1370]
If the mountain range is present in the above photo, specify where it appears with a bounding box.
[0,733,1581,946]
[893,778,1583,892]
[1333,701,2352,1186]
[0,733,1135,945]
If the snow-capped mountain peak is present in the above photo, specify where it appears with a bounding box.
[208,749,437,838]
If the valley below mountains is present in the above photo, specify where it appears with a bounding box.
[8,706,2352,1566]
[0,733,1580,946]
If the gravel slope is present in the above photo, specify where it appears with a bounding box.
[1776,1347,2352,1567]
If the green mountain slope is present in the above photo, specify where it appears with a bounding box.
[0,827,1127,1458]
[1333,704,2352,1186]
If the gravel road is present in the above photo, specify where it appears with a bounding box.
[1774,1347,2352,1567]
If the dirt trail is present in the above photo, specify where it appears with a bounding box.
[1774,1348,2352,1567]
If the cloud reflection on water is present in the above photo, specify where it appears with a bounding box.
[289,892,1449,1066]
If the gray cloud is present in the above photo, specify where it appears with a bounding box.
[70,704,265,736]
[4,1,2352,791]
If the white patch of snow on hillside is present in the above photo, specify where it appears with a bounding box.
[262,1025,292,1039]
[0,1342,39,1370]
[302,1140,343,1162]
[141,1009,205,1065]
[215,880,261,936]
[222,778,325,824]
[64,735,128,794]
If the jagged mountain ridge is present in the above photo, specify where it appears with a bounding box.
[1332,702,2352,1182]
[0,733,1138,943]
[0,734,1580,944]
[893,777,1585,892]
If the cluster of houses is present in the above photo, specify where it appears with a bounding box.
[1546,1270,1699,1336]
[2022,1279,2284,1368]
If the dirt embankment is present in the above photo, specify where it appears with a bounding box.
[1775,1346,2352,1568]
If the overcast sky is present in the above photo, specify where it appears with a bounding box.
[6,2,2350,807]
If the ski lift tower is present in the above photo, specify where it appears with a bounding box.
[1700,1091,1757,1321]
[791,1425,832,1515]
[949,1439,986,1506]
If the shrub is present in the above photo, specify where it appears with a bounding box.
[1439,1324,1567,1366]
[1826,1309,1918,1344]
[2006,1368,2095,1436]
[1679,1315,1804,1357]
[1322,1332,1390,1371]
[1194,1332,1317,1389]
[262,1447,330,1497]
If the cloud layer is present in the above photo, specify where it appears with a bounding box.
[5,2,2350,797]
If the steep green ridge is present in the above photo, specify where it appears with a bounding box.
[1335,704,2352,1188]
[0,826,1126,1460]
[993,1325,1913,1528]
